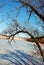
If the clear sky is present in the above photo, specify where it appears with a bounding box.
[0,0,44,36]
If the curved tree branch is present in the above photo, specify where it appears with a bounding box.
[0,34,44,44]
[19,0,44,22]
[9,30,44,61]
[0,31,44,61]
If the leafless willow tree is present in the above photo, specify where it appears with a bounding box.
[1,0,44,61]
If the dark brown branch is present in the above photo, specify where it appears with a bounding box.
[0,34,9,37]
[19,0,44,22]
[9,30,44,61]
[26,36,44,44]
[0,34,44,44]
[0,32,44,61]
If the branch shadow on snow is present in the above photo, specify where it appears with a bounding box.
[0,50,43,65]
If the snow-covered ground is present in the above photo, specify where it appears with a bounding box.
[0,40,44,65]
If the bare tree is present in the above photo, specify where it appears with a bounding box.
[1,0,44,61]
[2,19,44,61]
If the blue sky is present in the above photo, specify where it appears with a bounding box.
[0,0,44,36]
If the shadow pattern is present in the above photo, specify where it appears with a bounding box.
[0,50,44,65]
